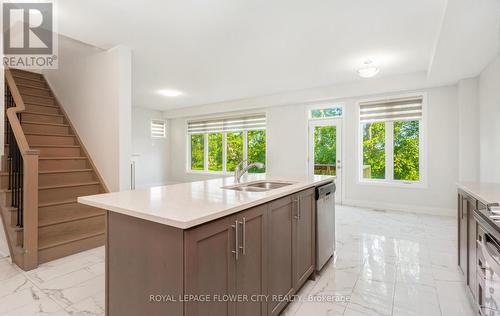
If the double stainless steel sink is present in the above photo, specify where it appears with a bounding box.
[222,180,295,192]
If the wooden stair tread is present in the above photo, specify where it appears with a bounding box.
[39,199,78,208]
[39,169,93,174]
[38,230,105,251]
[24,132,74,137]
[5,144,79,148]
[39,181,100,190]
[20,93,54,100]
[22,121,69,127]
[23,102,59,108]
[31,145,80,148]
[23,111,63,117]
[0,169,93,176]
[17,84,49,91]
[39,156,87,160]
[0,181,100,193]
[39,208,105,228]
[12,74,44,83]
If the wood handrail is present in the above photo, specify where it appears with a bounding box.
[5,69,33,155]
[4,68,40,270]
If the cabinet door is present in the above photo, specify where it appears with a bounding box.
[185,215,238,316]
[293,188,316,289]
[267,195,294,316]
[235,205,268,316]
[458,194,468,276]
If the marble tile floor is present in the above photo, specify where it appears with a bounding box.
[0,205,472,316]
[282,205,474,316]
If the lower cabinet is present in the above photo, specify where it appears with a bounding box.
[457,190,486,304]
[293,189,316,289]
[185,188,316,316]
[458,193,468,276]
[184,213,238,316]
[267,195,294,316]
[235,205,268,316]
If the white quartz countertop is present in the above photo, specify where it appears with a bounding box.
[78,174,334,229]
[457,181,500,206]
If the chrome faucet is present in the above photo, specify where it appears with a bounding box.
[234,160,265,183]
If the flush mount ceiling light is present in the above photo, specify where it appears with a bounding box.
[357,60,380,78]
[158,89,184,97]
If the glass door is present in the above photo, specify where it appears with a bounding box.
[309,119,342,203]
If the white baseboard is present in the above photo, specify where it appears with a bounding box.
[341,199,455,217]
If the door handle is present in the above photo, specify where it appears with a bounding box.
[298,196,302,220]
[231,220,239,260]
[293,198,299,220]
[239,218,246,255]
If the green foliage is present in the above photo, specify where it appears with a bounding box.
[361,120,420,181]
[313,126,337,176]
[191,130,266,173]
[208,133,223,171]
[248,130,266,173]
[190,134,204,170]
[311,107,342,118]
[226,132,243,172]
[362,122,386,179]
[394,121,419,181]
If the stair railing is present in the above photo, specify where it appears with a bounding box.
[4,68,40,270]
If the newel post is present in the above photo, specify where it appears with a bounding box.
[23,149,40,270]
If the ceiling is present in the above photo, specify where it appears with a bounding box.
[55,0,500,111]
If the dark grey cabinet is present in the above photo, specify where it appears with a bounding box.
[468,198,479,299]
[458,193,468,276]
[457,190,483,301]
[267,188,316,316]
[293,188,316,289]
[235,205,268,316]
[185,213,238,316]
[107,186,324,316]
[184,204,269,316]
[267,195,294,316]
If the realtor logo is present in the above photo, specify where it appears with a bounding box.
[2,2,58,68]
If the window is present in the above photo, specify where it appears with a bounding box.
[190,134,204,170]
[359,96,424,185]
[187,114,266,173]
[310,106,343,119]
[151,119,166,138]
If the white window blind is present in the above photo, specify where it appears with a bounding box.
[187,114,266,134]
[151,120,166,138]
[359,96,423,123]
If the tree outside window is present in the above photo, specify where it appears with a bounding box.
[190,134,204,171]
[189,129,266,173]
[361,120,421,182]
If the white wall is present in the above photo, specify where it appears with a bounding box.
[0,216,8,258]
[342,86,458,215]
[479,54,500,182]
[43,36,132,192]
[132,107,169,188]
[167,85,459,215]
[457,78,479,181]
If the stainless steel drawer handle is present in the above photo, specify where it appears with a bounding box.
[297,196,302,220]
[239,218,246,256]
[231,220,239,260]
[293,198,299,220]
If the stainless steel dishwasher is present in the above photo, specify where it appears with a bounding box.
[316,182,336,271]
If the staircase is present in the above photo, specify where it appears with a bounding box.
[0,68,107,270]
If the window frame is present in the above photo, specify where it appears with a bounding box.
[357,92,427,188]
[151,119,167,139]
[308,102,344,120]
[186,127,267,175]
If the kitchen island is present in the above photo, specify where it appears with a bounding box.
[78,174,334,316]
